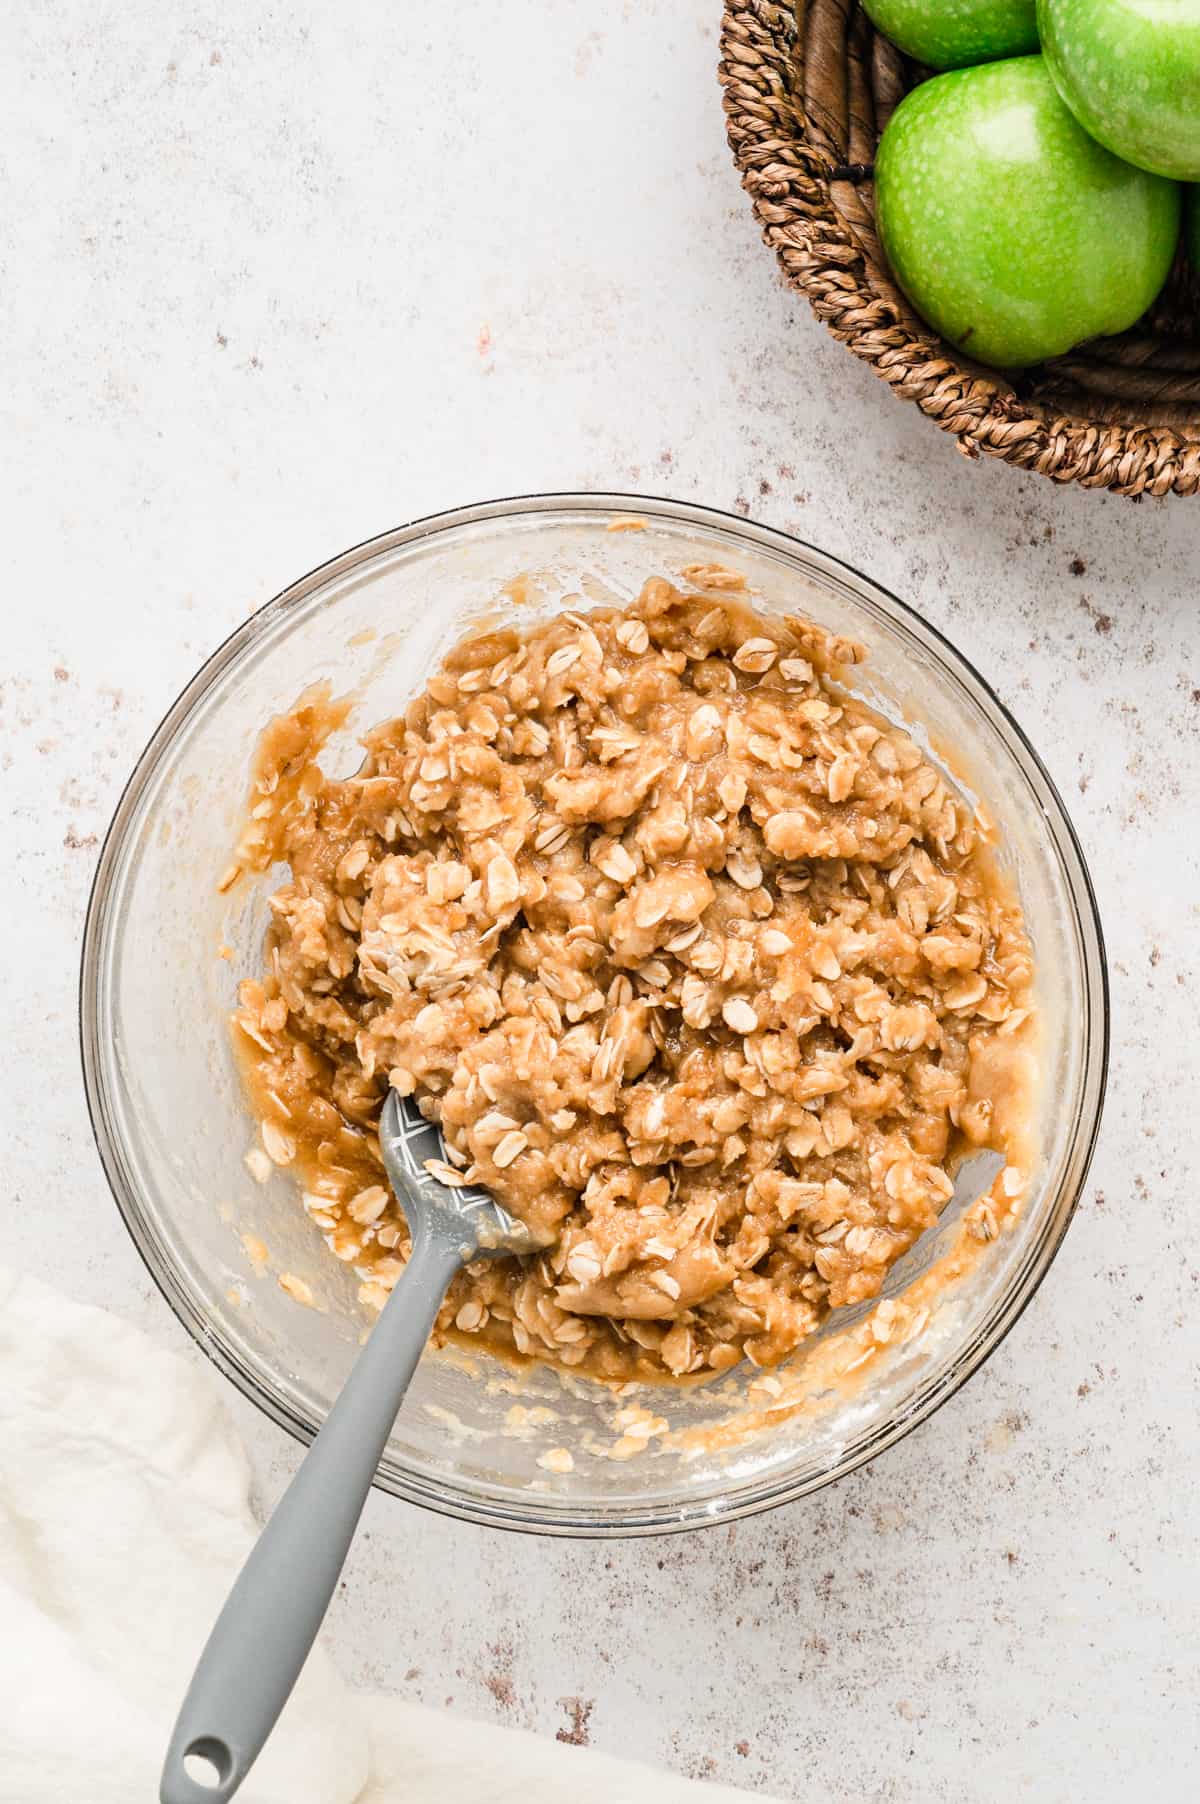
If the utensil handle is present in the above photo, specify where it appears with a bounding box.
[160,1233,462,1804]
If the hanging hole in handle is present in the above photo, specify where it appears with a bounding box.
[184,1739,233,1789]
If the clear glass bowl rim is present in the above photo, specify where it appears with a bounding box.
[79,491,1110,1537]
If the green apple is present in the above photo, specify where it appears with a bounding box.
[1040,0,1200,181]
[1187,187,1200,270]
[874,56,1180,368]
[861,0,1038,70]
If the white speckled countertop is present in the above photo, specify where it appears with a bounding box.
[5,3,1199,1798]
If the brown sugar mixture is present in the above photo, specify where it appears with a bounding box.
[231,571,1034,1384]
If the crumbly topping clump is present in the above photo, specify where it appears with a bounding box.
[234,574,1033,1383]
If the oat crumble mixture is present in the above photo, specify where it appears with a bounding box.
[232,569,1034,1384]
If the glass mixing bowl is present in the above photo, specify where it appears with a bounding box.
[80,494,1108,1536]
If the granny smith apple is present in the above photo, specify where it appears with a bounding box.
[874,56,1180,368]
[1187,186,1200,270]
[1040,0,1200,181]
[861,0,1038,70]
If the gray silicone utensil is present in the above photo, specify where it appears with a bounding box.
[160,1090,538,1804]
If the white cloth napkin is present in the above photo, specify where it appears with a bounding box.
[0,1267,778,1804]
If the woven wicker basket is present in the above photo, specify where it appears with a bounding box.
[719,0,1200,497]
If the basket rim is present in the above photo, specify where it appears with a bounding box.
[717,0,1200,498]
